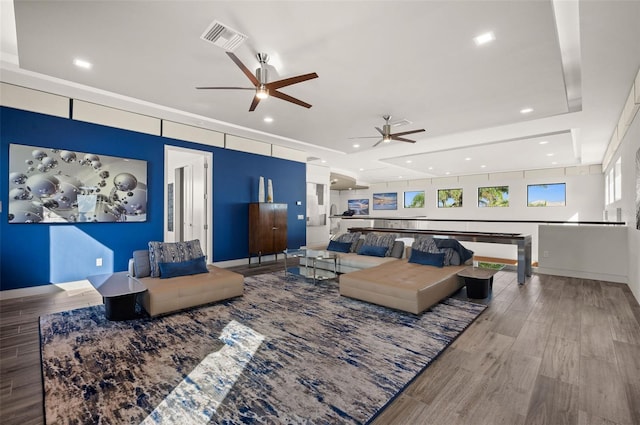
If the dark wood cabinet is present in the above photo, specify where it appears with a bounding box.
[248,203,288,264]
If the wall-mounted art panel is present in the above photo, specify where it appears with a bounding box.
[437,188,463,208]
[404,190,425,208]
[478,185,509,207]
[347,198,369,215]
[373,192,397,210]
[8,143,147,223]
[527,183,566,207]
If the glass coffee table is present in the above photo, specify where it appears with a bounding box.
[282,249,338,283]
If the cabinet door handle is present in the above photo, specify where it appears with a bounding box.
[272,227,278,230]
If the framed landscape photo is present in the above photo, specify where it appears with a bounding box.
[437,188,463,208]
[404,190,425,208]
[373,192,398,210]
[347,198,369,215]
[478,186,509,207]
[8,143,147,223]
[527,183,566,207]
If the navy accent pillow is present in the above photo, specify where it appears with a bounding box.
[159,256,208,279]
[409,250,445,268]
[327,240,352,253]
[357,244,388,257]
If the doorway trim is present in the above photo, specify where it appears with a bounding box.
[164,145,213,261]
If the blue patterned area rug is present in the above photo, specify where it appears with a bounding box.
[40,272,486,424]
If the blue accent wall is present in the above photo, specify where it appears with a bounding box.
[1,106,306,290]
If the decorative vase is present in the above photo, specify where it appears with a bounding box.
[267,179,273,203]
[258,176,265,202]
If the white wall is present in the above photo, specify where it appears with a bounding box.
[330,166,604,262]
[538,225,628,283]
[604,103,640,301]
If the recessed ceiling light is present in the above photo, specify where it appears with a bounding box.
[465,157,472,161]
[546,153,554,157]
[263,117,274,123]
[473,31,495,46]
[406,160,412,163]
[520,107,534,114]
[353,144,360,148]
[398,176,403,179]
[359,168,364,171]
[539,140,549,145]
[321,160,326,163]
[445,171,451,175]
[551,161,558,165]
[73,58,92,69]
[428,166,433,170]
[480,165,487,168]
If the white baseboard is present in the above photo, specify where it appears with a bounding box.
[0,280,94,301]
[536,267,628,284]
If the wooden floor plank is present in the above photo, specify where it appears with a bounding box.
[579,357,632,425]
[539,335,580,385]
[524,375,579,425]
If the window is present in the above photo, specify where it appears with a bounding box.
[608,168,615,204]
[605,172,610,205]
[614,157,622,201]
[527,183,566,207]
[404,191,425,208]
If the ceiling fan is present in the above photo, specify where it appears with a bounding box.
[196,52,318,111]
[353,115,426,147]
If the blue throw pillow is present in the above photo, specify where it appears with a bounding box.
[327,240,352,253]
[409,250,445,268]
[159,256,208,279]
[357,244,388,257]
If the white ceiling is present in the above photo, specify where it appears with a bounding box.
[2,1,640,186]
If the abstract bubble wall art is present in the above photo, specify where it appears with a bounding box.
[8,144,147,223]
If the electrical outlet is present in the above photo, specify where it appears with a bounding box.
[543,251,549,258]
[96,257,103,267]
[297,214,304,220]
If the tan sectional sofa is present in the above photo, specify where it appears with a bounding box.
[336,235,475,314]
[339,260,467,314]
[128,241,244,317]
[131,264,244,317]
[302,240,404,273]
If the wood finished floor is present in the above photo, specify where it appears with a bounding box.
[1,263,639,425]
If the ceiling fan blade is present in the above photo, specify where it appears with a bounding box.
[226,52,259,86]
[392,136,417,143]
[249,96,261,112]
[391,129,426,137]
[267,72,319,90]
[271,90,312,108]
[196,86,255,90]
[375,127,385,136]
[348,136,380,139]
[372,139,385,147]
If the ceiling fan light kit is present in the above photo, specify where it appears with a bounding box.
[197,52,318,111]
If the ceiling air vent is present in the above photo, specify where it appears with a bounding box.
[200,20,248,51]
